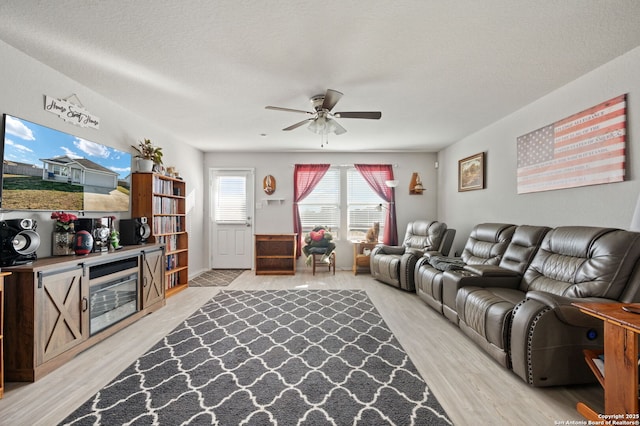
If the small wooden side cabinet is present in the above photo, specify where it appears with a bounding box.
[572,302,640,419]
[0,272,9,398]
[353,242,377,275]
[255,234,297,275]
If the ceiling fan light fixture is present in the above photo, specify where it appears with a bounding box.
[326,117,340,134]
[307,114,327,134]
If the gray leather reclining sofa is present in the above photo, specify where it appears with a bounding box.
[370,220,455,291]
[414,223,517,315]
[441,225,640,386]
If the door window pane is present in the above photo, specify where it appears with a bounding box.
[215,175,246,223]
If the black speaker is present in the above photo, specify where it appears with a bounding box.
[0,218,40,266]
[119,217,151,245]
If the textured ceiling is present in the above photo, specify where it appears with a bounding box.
[1,1,640,152]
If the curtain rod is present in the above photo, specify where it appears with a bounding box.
[289,163,398,168]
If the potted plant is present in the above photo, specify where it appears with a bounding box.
[131,138,163,172]
[51,211,78,255]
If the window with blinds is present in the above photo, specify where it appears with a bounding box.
[347,168,385,241]
[298,168,340,236]
[214,175,247,223]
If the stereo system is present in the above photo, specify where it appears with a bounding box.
[119,217,151,245]
[0,218,41,267]
[0,216,151,266]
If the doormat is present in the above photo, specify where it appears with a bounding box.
[189,269,245,287]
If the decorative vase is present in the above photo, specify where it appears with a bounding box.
[137,158,154,173]
[52,232,75,256]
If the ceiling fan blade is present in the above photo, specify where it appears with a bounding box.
[266,106,314,115]
[283,118,312,131]
[334,111,382,119]
[321,89,343,111]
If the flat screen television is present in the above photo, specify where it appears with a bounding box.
[0,114,132,212]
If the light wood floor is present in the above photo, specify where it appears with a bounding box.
[0,268,603,425]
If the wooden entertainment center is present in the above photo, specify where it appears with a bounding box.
[2,245,165,382]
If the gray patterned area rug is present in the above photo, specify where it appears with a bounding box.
[60,290,452,425]
[189,269,246,287]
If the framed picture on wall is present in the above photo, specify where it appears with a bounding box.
[458,152,485,192]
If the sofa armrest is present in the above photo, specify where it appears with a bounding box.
[525,291,612,327]
[510,292,607,386]
[400,251,421,291]
[422,250,450,260]
[463,264,521,277]
[415,255,431,270]
[443,269,522,289]
[406,247,424,257]
[441,269,522,321]
[372,245,406,256]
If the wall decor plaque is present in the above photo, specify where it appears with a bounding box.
[263,175,276,195]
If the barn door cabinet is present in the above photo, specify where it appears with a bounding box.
[141,246,165,308]
[3,245,165,382]
[37,265,87,365]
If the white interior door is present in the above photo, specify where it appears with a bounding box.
[209,168,255,269]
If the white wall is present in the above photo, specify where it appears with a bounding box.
[0,40,206,275]
[438,46,640,256]
[5,34,639,276]
[203,151,438,269]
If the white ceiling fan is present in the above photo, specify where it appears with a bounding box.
[265,89,382,146]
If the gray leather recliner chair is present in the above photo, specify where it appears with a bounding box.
[370,220,453,291]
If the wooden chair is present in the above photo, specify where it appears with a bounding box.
[312,252,335,275]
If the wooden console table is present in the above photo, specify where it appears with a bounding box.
[572,302,640,418]
[3,246,164,382]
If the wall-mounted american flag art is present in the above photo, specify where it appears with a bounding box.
[516,94,626,194]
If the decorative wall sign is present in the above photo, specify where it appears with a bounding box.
[516,94,626,194]
[44,94,100,129]
[263,175,276,195]
[458,152,485,192]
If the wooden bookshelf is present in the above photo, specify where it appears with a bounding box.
[0,272,8,398]
[255,234,297,275]
[132,173,188,297]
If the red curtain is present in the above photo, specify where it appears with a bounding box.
[293,164,330,256]
[354,164,398,245]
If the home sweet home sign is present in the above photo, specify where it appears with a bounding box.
[44,95,101,129]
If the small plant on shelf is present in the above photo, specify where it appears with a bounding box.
[51,211,78,232]
[131,138,163,165]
